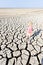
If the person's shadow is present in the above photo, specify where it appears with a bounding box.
[32,29,41,37]
[41,58,43,65]
[30,29,41,42]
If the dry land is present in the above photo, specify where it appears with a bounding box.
[0,9,43,65]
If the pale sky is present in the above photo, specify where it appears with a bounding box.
[0,0,43,8]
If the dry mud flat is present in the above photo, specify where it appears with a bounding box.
[0,10,43,65]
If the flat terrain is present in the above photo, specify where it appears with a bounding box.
[0,9,43,65]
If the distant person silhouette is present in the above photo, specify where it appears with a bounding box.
[26,21,33,37]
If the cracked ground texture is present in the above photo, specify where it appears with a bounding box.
[0,14,43,65]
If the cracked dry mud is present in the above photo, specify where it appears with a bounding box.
[0,15,43,65]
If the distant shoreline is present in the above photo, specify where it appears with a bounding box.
[0,9,43,15]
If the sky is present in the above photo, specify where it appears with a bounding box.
[0,0,43,8]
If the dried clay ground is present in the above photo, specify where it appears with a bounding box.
[0,9,43,65]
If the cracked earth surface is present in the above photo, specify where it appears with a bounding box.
[0,15,43,65]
